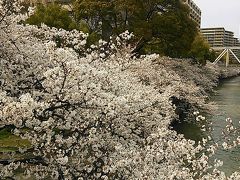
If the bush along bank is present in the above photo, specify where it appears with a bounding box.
[159,58,240,123]
[218,65,240,79]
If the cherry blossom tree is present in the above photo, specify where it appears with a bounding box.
[1,1,240,179]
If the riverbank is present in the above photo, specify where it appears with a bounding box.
[158,58,240,122]
[166,60,240,178]
[218,65,240,79]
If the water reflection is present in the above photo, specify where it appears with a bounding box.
[175,76,240,176]
[209,76,240,175]
[172,121,204,142]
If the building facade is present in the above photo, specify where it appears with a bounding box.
[182,0,201,28]
[201,27,240,61]
[200,27,240,47]
[233,37,240,46]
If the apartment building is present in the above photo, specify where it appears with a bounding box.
[182,0,201,28]
[233,37,240,46]
[200,27,239,47]
[201,27,240,61]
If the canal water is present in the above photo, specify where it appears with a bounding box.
[175,76,240,176]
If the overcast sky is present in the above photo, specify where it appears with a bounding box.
[194,0,240,38]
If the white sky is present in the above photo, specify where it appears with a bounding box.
[194,0,240,38]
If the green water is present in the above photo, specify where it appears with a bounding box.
[175,76,240,176]
[209,76,240,175]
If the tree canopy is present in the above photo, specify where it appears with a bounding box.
[188,33,216,65]
[25,0,212,61]
[73,0,198,56]
[26,3,78,30]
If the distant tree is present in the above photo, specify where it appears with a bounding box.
[188,33,216,65]
[73,0,198,56]
[26,1,198,57]
[26,3,78,31]
[73,0,114,40]
[149,1,197,57]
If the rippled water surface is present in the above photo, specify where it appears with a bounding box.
[175,76,240,175]
[210,76,240,175]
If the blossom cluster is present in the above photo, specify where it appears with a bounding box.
[0,1,240,179]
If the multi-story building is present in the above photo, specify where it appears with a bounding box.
[233,37,240,46]
[201,27,240,61]
[182,0,201,28]
[200,27,239,47]
[224,30,235,46]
